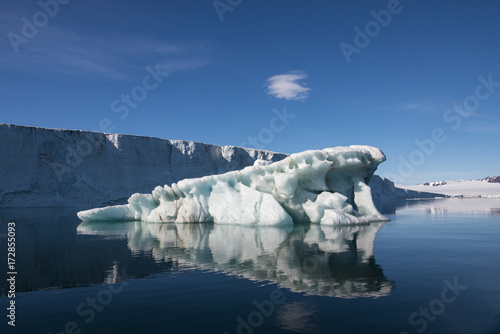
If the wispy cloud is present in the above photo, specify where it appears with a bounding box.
[382,97,449,112]
[401,103,423,110]
[0,3,211,81]
[266,72,310,101]
[0,28,211,80]
[461,123,500,133]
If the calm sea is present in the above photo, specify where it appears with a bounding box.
[1,198,500,334]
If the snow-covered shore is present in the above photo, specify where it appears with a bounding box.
[400,180,500,198]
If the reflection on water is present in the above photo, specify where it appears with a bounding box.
[0,208,392,299]
[0,209,176,296]
[77,221,393,298]
[393,198,500,216]
[489,208,500,216]
[375,198,500,217]
[426,207,448,215]
[275,300,320,332]
[2,199,500,334]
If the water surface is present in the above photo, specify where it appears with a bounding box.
[1,198,499,334]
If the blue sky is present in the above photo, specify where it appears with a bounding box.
[1,0,499,185]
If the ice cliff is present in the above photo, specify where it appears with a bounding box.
[78,146,389,225]
[0,124,286,208]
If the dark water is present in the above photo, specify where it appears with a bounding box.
[1,198,500,334]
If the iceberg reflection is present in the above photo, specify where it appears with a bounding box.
[78,221,393,298]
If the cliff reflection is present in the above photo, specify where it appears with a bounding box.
[78,221,393,298]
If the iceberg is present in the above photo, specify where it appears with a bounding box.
[77,145,389,225]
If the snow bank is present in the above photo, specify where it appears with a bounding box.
[78,146,389,225]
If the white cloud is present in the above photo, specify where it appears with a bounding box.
[266,72,310,100]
